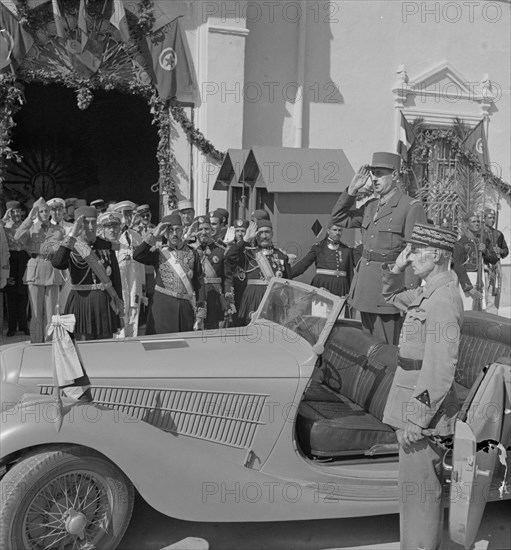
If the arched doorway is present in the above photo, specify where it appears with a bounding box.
[3,82,160,213]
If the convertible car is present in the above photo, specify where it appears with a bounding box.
[1,278,510,550]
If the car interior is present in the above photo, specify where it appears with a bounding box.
[295,312,511,460]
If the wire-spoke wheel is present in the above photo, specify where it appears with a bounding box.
[0,446,134,550]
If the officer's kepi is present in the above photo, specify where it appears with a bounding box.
[406,223,457,253]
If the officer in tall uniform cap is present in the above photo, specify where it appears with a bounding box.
[3,201,30,336]
[482,207,508,313]
[192,216,234,329]
[250,209,270,222]
[225,219,291,325]
[177,199,196,242]
[291,219,354,299]
[132,204,155,239]
[381,223,461,550]
[133,212,206,334]
[113,201,144,337]
[330,152,427,344]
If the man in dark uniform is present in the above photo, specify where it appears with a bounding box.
[482,207,508,313]
[133,213,206,334]
[382,223,461,550]
[291,221,353,299]
[192,216,233,329]
[225,219,291,325]
[453,212,498,311]
[3,201,30,336]
[330,152,427,344]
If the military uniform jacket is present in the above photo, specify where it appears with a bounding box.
[382,270,463,435]
[330,189,426,313]
[194,241,226,290]
[225,240,291,286]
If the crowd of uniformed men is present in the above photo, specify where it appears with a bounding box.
[0,151,509,550]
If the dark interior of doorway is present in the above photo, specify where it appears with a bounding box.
[7,82,160,216]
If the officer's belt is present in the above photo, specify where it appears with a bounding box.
[316,269,347,277]
[204,277,222,284]
[72,282,112,292]
[362,249,400,262]
[155,284,193,302]
[398,356,423,371]
[247,280,268,286]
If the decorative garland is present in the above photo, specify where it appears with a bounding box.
[407,123,510,197]
[0,0,227,210]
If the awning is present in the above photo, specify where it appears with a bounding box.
[239,146,355,192]
[213,149,250,190]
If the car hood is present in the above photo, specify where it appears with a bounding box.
[3,323,313,385]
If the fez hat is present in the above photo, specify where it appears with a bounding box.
[194,215,211,226]
[251,209,270,221]
[234,218,249,229]
[161,213,183,226]
[484,207,496,216]
[75,206,98,219]
[74,199,88,208]
[256,219,272,231]
[369,152,401,172]
[177,199,194,211]
[98,211,122,226]
[214,208,229,223]
[6,200,21,210]
[407,223,457,252]
[47,198,65,208]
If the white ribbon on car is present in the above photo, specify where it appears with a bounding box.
[46,314,83,386]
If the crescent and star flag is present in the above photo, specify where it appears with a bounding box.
[397,111,415,162]
[463,119,489,174]
[143,16,194,102]
[0,0,34,71]
[109,0,130,43]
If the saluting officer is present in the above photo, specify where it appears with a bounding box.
[193,216,233,329]
[330,152,427,344]
[381,223,461,550]
[291,221,353,299]
[225,219,291,326]
[133,213,206,334]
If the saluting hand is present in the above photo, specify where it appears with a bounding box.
[223,226,235,245]
[244,221,258,243]
[152,222,169,239]
[394,243,413,272]
[70,215,85,238]
[348,165,372,195]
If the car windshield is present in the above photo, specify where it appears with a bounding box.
[252,278,342,348]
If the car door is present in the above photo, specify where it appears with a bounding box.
[449,361,511,549]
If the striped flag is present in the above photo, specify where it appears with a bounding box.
[0,0,34,71]
[109,0,130,43]
[397,112,415,162]
[52,0,66,39]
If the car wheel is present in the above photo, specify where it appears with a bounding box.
[0,445,134,550]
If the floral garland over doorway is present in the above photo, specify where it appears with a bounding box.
[0,0,225,209]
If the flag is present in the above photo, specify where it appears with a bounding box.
[463,120,489,174]
[143,17,194,102]
[109,0,129,43]
[78,0,88,49]
[52,0,66,39]
[397,112,415,161]
[0,0,34,71]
